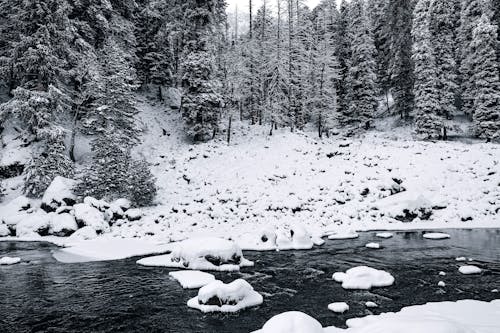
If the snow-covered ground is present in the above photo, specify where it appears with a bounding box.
[1,96,499,253]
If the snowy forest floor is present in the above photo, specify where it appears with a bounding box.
[2,95,500,248]
[123,96,500,245]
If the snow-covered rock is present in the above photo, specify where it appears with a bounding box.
[83,197,110,211]
[67,226,98,241]
[187,279,263,313]
[0,196,32,226]
[328,302,349,313]
[169,270,215,289]
[276,224,314,250]
[48,213,78,237]
[376,232,393,239]
[332,266,395,290]
[438,281,446,287]
[73,203,109,234]
[365,301,378,308]
[257,311,324,333]
[375,192,433,222]
[365,242,381,249]
[439,271,446,276]
[125,208,142,221]
[0,256,21,265]
[0,223,10,237]
[40,176,77,212]
[16,213,50,237]
[458,265,482,275]
[423,232,450,240]
[137,237,253,271]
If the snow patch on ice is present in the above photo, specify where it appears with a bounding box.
[168,270,215,289]
[423,232,450,240]
[0,256,21,265]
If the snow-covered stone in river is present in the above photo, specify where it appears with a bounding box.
[0,256,21,265]
[48,213,78,237]
[365,301,378,308]
[332,266,395,290]
[328,302,349,313]
[438,281,446,287]
[187,279,263,313]
[455,257,467,261]
[41,176,77,212]
[423,232,450,240]
[258,311,323,333]
[169,270,215,289]
[439,271,446,276]
[73,203,109,233]
[328,229,359,240]
[376,232,393,239]
[137,237,253,271]
[276,224,314,250]
[365,242,381,249]
[458,265,482,275]
[16,212,50,237]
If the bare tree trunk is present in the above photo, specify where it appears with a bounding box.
[227,115,232,144]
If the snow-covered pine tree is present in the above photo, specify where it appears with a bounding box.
[412,0,442,139]
[344,0,378,133]
[180,0,225,141]
[430,0,458,119]
[471,14,500,141]
[459,0,483,117]
[388,0,414,120]
[334,0,352,124]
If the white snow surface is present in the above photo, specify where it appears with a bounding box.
[72,203,109,233]
[0,256,21,265]
[375,232,393,238]
[328,302,350,313]
[41,176,76,209]
[187,279,263,313]
[52,238,170,263]
[332,266,395,290]
[168,270,215,289]
[136,237,253,271]
[458,265,482,275]
[255,300,500,333]
[365,242,380,249]
[423,232,451,240]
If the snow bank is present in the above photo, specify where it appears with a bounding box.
[0,256,21,265]
[52,238,169,263]
[332,266,395,290]
[187,279,263,313]
[423,232,450,240]
[0,196,32,226]
[328,302,349,313]
[257,311,324,333]
[137,237,253,271]
[327,229,359,240]
[169,270,215,289]
[458,265,482,275]
[41,176,76,212]
[343,300,500,333]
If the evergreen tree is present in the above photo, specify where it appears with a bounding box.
[430,0,458,118]
[344,0,378,132]
[471,14,500,141]
[335,0,352,123]
[412,0,442,139]
[388,0,414,120]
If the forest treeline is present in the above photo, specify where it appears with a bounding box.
[0,0,499,204]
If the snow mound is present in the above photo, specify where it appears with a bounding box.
[41,176,77,212]
[239,225,322,251]
[0,196,32,226]
[423,232,450,240]
[458,265,482,275]
[276,224,315,250]
[374,192,433,222]
[438,281,446,287]
[67,226,98,241]
[365,301,378,308]
[0,223,10,237]
[328,302,349,313]
[376,232,393,239]
[258,311,324,333]
[137,237,253,271]
[332,266,395,290]
[0,256,21,265]
[365,242,381,249]
[169,270,215,289]
[187,279,263,313]
[73,203,109,234]
[53,238,168,263]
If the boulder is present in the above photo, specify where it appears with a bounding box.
[41,177,77,212]
[73,203,109,234]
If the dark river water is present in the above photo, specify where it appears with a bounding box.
[1,229,499,333]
